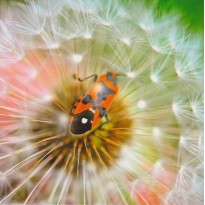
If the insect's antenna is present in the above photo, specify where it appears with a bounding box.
[73,74,98,82]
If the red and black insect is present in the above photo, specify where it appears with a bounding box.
[69,72,119,135]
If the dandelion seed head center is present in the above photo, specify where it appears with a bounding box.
[153,160,163,172]
[191,104,197,113]
[176,68,183,77]
[152,45,161,53]
[84,33,92,39]
[25,78,133,174]
[151,73,159,83]
[180,136,185,145]
[122,37,130,45]
[153,127,161,137]
[127,71,136,79]
[29,68,38,79]
[41,93,53,103]
[72,54,83,63]
[137,100,146,108]
[57,112,69,126]
[172,103,178,112]
[102,21,111,26]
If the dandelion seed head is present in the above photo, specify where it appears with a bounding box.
[0,0,203,204]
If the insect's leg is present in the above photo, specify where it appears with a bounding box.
[99,114,109,129]
[78,74,98,82]
[97,107,109,127]
[105,113,109,123]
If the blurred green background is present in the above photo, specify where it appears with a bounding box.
[121,0,203,33]
[140,0,203,33]
[4,0,204,33]
[148,0,203,33]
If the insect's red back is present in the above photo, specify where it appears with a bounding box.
[69,72,119,135]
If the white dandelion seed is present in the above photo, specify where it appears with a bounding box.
[0,21,25,66]
[6,1,46,35]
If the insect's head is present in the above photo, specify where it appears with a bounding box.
[69,109,94,135]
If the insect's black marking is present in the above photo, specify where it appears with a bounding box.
[73,105,77,109]
[82,94,94,105]
[92,106,96,110]
[106,72,117,85]
[96,81,115,104]
[70,110,94,135]
[98,107,107,118]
